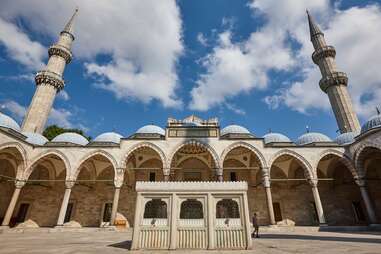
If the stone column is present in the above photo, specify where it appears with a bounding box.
[131,193,143,250]
[262,169,276,225]
[207,193,215,249]
[110,170,124,226]
[309,179,326,225]
[216,168,223,182]
[163,168,170,182]
[169,193,178,250]
[56,180,75,226]
[1,180,25,227]
[356,178,378,224]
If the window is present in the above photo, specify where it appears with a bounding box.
[352,201,366,222]
[230,172,237,182]
[103,203,113,222]
[216,199,240,218]
[180,199,203,219]
[149,172,156,182]
[273,202,282,222]
[16,203,29,223]
[64,203,74,223]
[143,199,167,218]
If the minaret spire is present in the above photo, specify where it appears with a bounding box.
[62,7,79,39]
[22,9,78,133]
[307,11,360,134]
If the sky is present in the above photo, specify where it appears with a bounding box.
[0,0,380,140]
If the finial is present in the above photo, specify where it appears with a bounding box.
[62,7,79,38]
[306,125,310,133]
[377,106,380,115]
[268,128,272,134]
[306,9,323,40]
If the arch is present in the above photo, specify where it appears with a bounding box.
[355,142,381,177]
[24,150,71,180]
[168,140,220,169]
[121,142,167,169]
[220,142,266,169]
[268,149,313,179]
[0,142,27,170]
[315,149,358,179]
[73,150,118,181]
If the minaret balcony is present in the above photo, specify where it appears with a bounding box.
[35,70,65,91]
[312,46,336,64]
[319,71,348,92]
[48,44,73,64]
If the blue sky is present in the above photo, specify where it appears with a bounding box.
[0,0,380,140]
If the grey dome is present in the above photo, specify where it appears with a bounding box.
[52,132,89,146]
[335,131,359,145]
[361,113,381,134]
[0,112,21,132]
[263,133,291,144]
[296,132,332,145]
[94,132,123,144]
[136,125,165,136]
[23,132,48,145]
[220,125,250,136]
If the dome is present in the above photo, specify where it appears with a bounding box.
[263,133,291,144]
[296,132,332,145]
[335,131,359,145]
[220,125,250,136]
[136,125,165,136]
[52,132,89,146]
[23,132,48,145]
[361,113,381,134]
[94,132,123,144]
[0,112,21,132]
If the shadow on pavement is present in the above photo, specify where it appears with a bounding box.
[261,234,381,244]
[108,240,132,250]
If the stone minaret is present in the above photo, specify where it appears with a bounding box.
[22,8,78,133]
[307,10,360,134]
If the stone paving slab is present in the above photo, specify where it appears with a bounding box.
[0,230,380,253]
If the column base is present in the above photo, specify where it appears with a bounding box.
[0,225,10,230]
[319,223,328,227]
[369,224,381,230]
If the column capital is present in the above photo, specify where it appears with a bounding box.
[308,178,318,187]
[116,167,125,175]
[215,168,223,176]
[65,180,76,189]
[15,179,26,189]
[114,178,124,188]
[355,177,366,187]
[163,167,171,176]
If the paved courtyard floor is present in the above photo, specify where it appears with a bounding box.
[0,230,380,253]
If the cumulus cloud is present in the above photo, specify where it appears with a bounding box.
[0,0,183,108]
[0,17,45,69]
[197,33,208,46]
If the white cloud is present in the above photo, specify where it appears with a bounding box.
[0,17,45,69]
[197,33,208,46]
[0,0,183,108]
[57,90,70,101]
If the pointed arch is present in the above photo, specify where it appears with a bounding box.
[121,142,167,169]
[355,142,381,177]
[168,140,220,169]
[24,150,71,180]
[0,142,27,170]
[220,141,266,169]
[315,149,358,179]
[268,149,313,179]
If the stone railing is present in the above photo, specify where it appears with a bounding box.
[139,227,169,249]
[178,219,205,227]
[215,228,246,249]
[319,71,348,92]
[177,228,207,249]
[35,70,65,91]
[136,181,248,192]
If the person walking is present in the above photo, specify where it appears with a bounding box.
[252,213,259,238]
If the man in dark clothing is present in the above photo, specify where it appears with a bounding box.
[252,213,259,238]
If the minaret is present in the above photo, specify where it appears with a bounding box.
[22,8,78,133]
[307,10,360,134]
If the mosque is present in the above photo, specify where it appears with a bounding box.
[0,9,380,235]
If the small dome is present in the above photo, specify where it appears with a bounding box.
[0,112,21,131]
[361,113,381,134]
[136,125,165,136]
[263,133,291,144]
[220,125,250,136]
[296,132,332,145]
[23,132,48,145]
[94,132,123,144]
[52,132,89,146]
[335,131,359,145]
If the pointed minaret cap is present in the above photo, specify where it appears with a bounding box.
[61,7,79,39]
[306,9,323,40]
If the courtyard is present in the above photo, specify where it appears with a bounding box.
[0,229,380,253]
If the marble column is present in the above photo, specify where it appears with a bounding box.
[356,178,378,224]
[1,180,25,227]
[309,179,326,225]
[56,180,75,226]
[262,169,276,225]
[207,193,215,249]
[169,193,178,250]
[216,168,223,182]
[110,187,121,225]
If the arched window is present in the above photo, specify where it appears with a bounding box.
[216,199,240,218]
[143,199,167,218]
[180,199,203,219]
